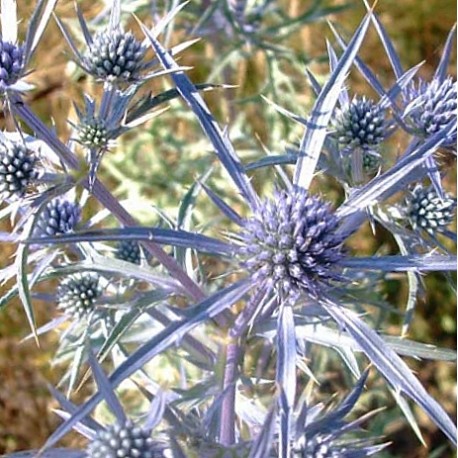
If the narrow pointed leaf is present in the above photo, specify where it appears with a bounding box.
[340,255,457,272]
[435,24,457,81]
[88,352,127,423]
[322,299,457,444]
[1,0,17,43]
[294,12,372,189]
[141,24,259,209]
[25,0,59,64]
[27,227,234,257]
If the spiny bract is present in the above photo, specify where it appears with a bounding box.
[83,29,146,82]
[0,40,24,89]
[57,272,103,319]
[334,97,385,151]
[34,198,81,237]
[407,185,456,235]
[237,187,345,302]
[86,420,158,458]
[0,141,39,199]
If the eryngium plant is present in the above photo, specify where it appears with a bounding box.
[0,1,456,457]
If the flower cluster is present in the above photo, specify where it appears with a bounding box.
[0,2,456,458]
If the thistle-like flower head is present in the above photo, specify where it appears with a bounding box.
[115,239,142,265]
[82,28,146,83]
[0,40,24,90]
[406,185,456,235]
[57,272,103,319]
[404,77,457,148]
[86,420,159,458]
[76,115,109,149]
[334,97,386,151]
[237,187,345,302]
[35,198,81,237]
[0,140,40,200]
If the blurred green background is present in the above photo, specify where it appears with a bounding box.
[0,0,456,456]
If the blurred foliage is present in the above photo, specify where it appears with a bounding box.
[0,0,456,455]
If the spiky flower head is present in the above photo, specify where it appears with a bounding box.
[0,140,40,200]
[86,420,160,458]
[57,272,103,319]
[406,185,456,235]
[115,239,142,265]
[334,97,385,151]
[82,28,146,82]
[35,198,81,237]
[404,77,457,148]
[0,40,24,90]
[76,116,109,149]
[237,187,345,303]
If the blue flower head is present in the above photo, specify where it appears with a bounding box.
[82,28,147,83]
[57,272,103,320]
[115,239,142,265]
[55,1,160,85]
[333,96,386,152]
[0,139,40,200]
[237,187,346,303]
[86,419,160,458]
[35,198,81,237]
[0,40,24,90]
[406,185,456,235]
[404,77,457,149]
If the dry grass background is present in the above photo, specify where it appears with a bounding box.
[0,0,456,455]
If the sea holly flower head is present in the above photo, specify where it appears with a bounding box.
[82,28,147,83]
[237,187,346,303]
[76,115,109,149]
[57,272,103,320]
[115,239,142,265]
[333,96,386,152]
[406,185,456,235]
[0,138,40,200]
[34,198,81,237]
[403,77,457,148]
[86,419,159,458]
[0,40,24,90]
